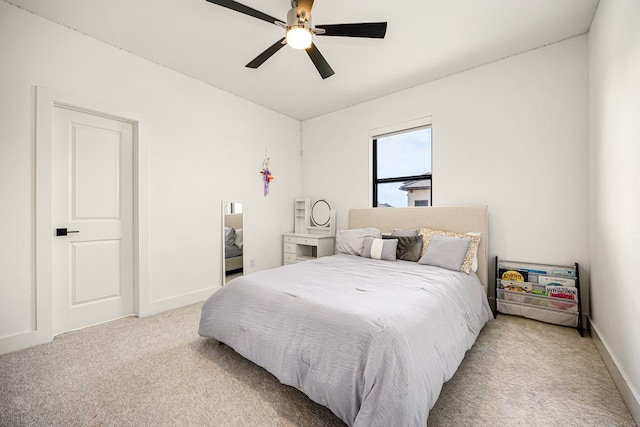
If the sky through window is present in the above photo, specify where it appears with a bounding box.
[375,127,431,207]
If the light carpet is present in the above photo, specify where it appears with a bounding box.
[0,302,636,426]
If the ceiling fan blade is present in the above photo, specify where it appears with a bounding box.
[315,22,387,38]
[306,43,335,79]
[246,38,286,69]
[205,0,284,26]
[297,0,314,19]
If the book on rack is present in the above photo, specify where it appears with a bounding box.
[545,285,578,301]
[532,283,549,296]
[499,268,528,282]
[499,265,550,283]
[500,280,532,293]
[538,275,576,287]
[551,268,576,278]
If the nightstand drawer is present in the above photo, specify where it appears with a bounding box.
[296,236,318,246]
[282,233,334,266]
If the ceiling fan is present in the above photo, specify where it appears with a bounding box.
[205,0,388,79]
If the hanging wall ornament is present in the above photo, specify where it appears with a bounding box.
[260,154,274,196]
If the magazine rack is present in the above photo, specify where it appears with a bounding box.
[495,257,583,336]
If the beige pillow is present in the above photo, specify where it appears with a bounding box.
[418,228,481,274]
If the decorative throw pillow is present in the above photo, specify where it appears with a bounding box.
[383,234,423,262]
[418,234,471,271]
[362,237,398,261]
[466,232,481,272]
[224,226,236,245]
[418,227,481,274]
[335,228,382,256]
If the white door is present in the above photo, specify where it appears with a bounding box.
[52,106,134,335]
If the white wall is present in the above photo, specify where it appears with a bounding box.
[0,3,302,353]
[302,36,589,305]
[588,0,640,419]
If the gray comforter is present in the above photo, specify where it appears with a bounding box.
[224,243,242,258]
[199,254,493,426]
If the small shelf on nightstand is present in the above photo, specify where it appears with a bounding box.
[294,198,310,234]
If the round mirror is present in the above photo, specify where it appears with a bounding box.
[311,199,331,227]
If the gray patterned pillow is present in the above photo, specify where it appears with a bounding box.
[362,237,398,261]
[383,235,423,262]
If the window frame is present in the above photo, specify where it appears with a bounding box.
[370,122,432,208]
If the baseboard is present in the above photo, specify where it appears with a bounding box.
[589,318,640,424]
[0,329,52,356]
[1,287,221,355]
[140,286,220,317]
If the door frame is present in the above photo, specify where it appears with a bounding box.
[34,86,150,345]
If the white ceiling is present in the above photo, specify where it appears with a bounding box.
[6,0,599,120]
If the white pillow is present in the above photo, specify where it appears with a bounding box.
[335,228,382,256]
[362,237,397,261]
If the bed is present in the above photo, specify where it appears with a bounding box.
[200,206,493,426]
[224,213,243,273]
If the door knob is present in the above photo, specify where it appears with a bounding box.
[56,228,80,236]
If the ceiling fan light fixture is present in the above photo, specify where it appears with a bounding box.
[286,27,312,49]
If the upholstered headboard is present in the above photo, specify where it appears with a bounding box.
[348,206,489,291]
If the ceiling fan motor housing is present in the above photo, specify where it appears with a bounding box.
[287,7,311,29]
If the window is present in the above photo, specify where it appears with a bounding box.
[372,126,432,208]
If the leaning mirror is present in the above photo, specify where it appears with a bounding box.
[311,199,331,227]
[222,201,243,285]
